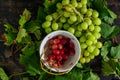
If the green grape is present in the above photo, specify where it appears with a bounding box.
[60,16,66,23]
[58,22,63,29]
[57,10,63,14]
[85,57,91,63]
[85,31,92,37]
[86,40,93,46]
[52,22,59,30]
[81,0,87,5]
[86,8,93,17]
[88,24,95,31]
[65,6,73,12]
[94,26,101,32]
[84,18,92,25]
[62,0,70,5]
[80,57,86,64]
[93,39,97,44]
[63,11,70,18]
[63,23,70,30]
[87,35,95,41]
[93,32,101,39]
[89,54,95,59]
[92,48,100,56]
[81,22,88,30]
[87,46,95,53]
[77,24,83,31]
[77,2,82,8]
[81,7,87,14]
[45,27,52,34]
[45,15,53,21]
[75,30,81,37]
[71,0,78,7]
[81,43,87,49]
[68,19,74,24]
[84,51,90,57]
[93,18,101,25]
[70,14,77,22]
[42,21,51,28]
[92,10,99,18]
[68,27,75,34]
[77,15,83,23]
[56,3,62,10]
[52,12,58,19]
[79,36,86,42]
[96,42,102,48]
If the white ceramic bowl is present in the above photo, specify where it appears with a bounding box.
[39,30,81,72]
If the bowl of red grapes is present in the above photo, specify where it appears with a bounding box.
[40,30,81,72]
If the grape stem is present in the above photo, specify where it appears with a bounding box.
[53,13,63,22]
[72,7,83,21]
[68,5,83,21]
[9,72,27,79]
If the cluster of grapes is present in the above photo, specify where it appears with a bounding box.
[45,35,75,68]
[42,0,102,64]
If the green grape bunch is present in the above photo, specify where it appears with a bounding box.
[42,0,102,64]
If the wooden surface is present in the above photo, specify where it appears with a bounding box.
[0,0,120,80]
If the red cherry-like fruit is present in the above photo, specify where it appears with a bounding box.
[69,49,75,55]
[58,44,63,49]
[58,35,63,39]
[57,55,63,61]
[60,49,64,55]
[61,39,67,45]
[69,42,75,48]
[52,44,58,49]
[50,54,56,60]
[53,49,60,55]
[53,38,60,44]
[63,54,68,60]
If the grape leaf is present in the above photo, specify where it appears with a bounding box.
[4,33,16,46]
[107,8,117,19]
[92,0,109,19]
[0,68,9,80]
[103,16,114,24]
[22,9,31,21]
[84,71,100,80]
[110,45,120,59]
[37,7,46,22]
[100,22,120,38]
[109,25,120,38]
[101,61,115,76]
[20,35,32,44]
[19,9,31,27]
[116,63,120,75]
[16,28,28,43]
[101,41,112,61]
[19,15,27,27]
[4,23,17,46]
[20,54,30,65]
[27,63,40,76]
[44,0,58,8]
[38,72,53,80]
[4,23,18,33]
[21,77,29,80]
[34,30,41,40]
[24,20,40,33]
[20,42,43,76]
[55,68,83,80]
[20,43,35,64]
[102,60,120,77]
[21,43,35,56]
